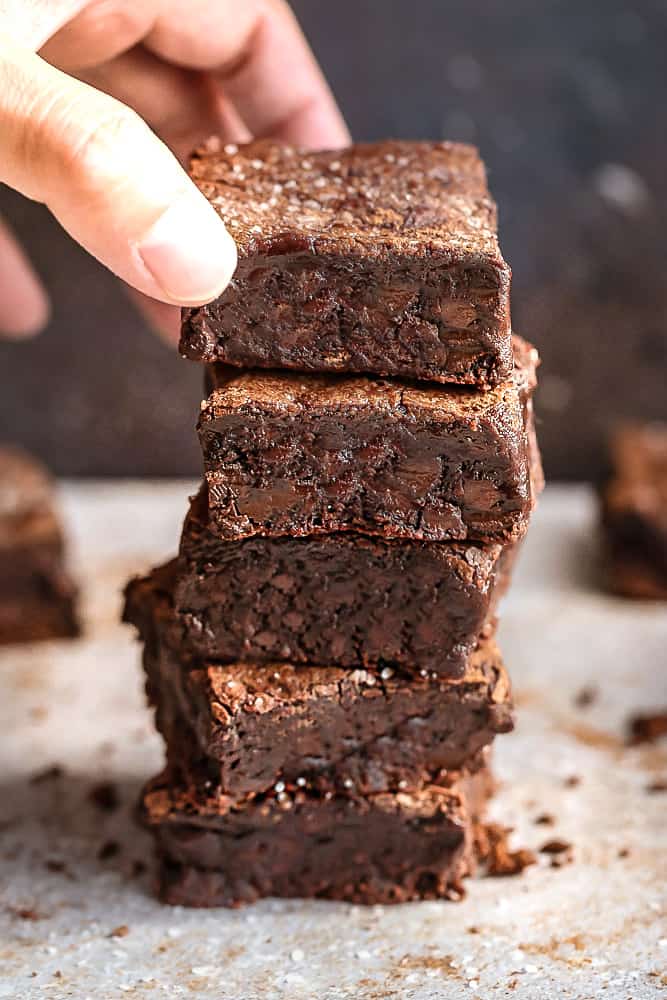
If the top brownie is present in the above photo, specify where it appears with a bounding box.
[180,139,512,388]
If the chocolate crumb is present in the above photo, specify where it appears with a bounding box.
[467,925,480,935]
[563,775,581,788]
[628,710,667,746]
[539,839,573,855]
[131,859,147,878]
[98,840,120,861]
[646,779,667,794]
[618,847,631,859]
[89,781,120,812]
[109,925,129,938]
[475,822,537,877]
[10,906,41,921]
[574,686,598,709]
[29,765,63,784]
[534,813,555,826]
[45,859,66,873]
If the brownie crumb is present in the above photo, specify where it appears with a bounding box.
[109,925,129,938]
[10,906,41,921]
[539,839,572,855]
[98,840,121,861]
[618,847,631,859]
[475,822,537,877]
[534,813,555,826]
[539,839,574,867]
[574,686,598,709]
[628,710,667,746]
[29,765,64,784]
[646,778,667,794]
[563,775,581,788]
[89,781,120,812]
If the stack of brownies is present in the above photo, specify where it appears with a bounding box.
[124,140,543,907]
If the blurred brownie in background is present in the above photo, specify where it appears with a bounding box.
[0,446,79,644]
[600,423,667,599]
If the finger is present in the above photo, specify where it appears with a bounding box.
[145,0,350,147]
[38,0,161,70]
[0,39,237,307]
[79,45,249,164]
[0,215,50,338]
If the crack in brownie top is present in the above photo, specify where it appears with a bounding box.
[189,138,504,262]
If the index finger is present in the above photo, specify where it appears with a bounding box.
[146,0,349,148]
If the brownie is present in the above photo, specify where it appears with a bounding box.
[126,492,512,677]
[199,336,540,544]
[0,446,79,644]
[140,765,492,907]
[601,423,667,599]
[180,139,512,389]
[128,563,512,796]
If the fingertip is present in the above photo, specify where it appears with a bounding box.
[133,190,238,306]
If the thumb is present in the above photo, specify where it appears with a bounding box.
[0,36,237,306]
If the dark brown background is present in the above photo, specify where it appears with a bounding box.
[1,0,666,479]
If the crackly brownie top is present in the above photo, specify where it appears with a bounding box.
[189,138,503,263]
[142,766,470,823]
[185,639,510,720]
[204,336,538,426]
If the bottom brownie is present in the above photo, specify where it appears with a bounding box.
[140,766,492,907]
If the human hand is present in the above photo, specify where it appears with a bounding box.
[0,0,348,339]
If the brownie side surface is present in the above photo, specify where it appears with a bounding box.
[180,139,512,388]
[200,337,539,544]
[140,767,490,907]
[134,572,512,795]
[169,491,510,676]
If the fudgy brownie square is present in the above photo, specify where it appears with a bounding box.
[127,562,512,797]
[601,423,667,599]
[181,139,512,389]
[199,336,540,544]
[0,447,79,644]
[129,491,513,677]
[140,765,492,907]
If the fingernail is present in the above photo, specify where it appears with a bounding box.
[135,192,237,305]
